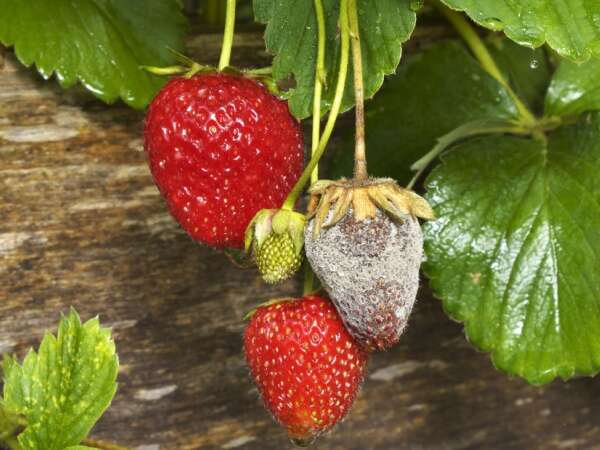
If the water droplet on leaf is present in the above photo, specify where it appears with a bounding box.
[529,58,539,69]
[482,17,503,30]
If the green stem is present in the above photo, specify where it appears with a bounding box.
[204,0,219,24]
[406,119,529,189]
[81,438,133,450]
[245,67,273,75]
[282,0,351,210]
[303,263,315,295]
[348,0,367,181]
[311,0,327,184]
[218,0,237,70]
[434,2,536,127]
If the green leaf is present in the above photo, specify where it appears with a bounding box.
[3,309,119,449]
[545,57,600,117]
[329,40,518,183]
[0,0,187,109]
[254,0,416,119]
[424,113,600,384]
[439,0,600,62]
[63,447,97,450]
[0,400,24,447]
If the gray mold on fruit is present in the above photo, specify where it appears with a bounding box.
[305,209,423,350]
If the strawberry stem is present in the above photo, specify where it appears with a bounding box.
[311,0,327,184]
[406,119,530,190]
[303,262,315,295]
[434,2,536,127]
[82,438,133,450]
[218,0,237,70]
[348,0,368,181]
[282,0,350,210]
[203,0,224,25]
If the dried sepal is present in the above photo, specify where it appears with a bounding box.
[307,178,434,237]
[352,188,377,221]
[368,187,407,223]
[406,190,435,220]
[312,187,336,237]
[329,189,353,226]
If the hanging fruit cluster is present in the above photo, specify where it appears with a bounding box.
[142,0,433,444]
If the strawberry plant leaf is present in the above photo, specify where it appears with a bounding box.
[487,37,550,115]
[0,402,23,448]
[439,0,600,62]
[254,0,416,119]
[424,113,600,385]
[329,40,519,183]
[545,58,600,117]
[2,309,118,449]
[0,0,187,109]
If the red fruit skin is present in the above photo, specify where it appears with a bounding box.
[144,73,304,249]
[244,296,368,442]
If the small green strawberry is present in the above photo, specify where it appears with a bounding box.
[255,233,302,283]
[245,208,306,283]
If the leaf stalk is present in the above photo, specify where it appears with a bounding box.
[406,119,530,189]
[282,0,351,210]
[348,0,368,181]
[82,438,133,450]
[311,0,327,184]
[434,2,537,127]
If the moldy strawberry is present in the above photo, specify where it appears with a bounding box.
[304,178,434,351]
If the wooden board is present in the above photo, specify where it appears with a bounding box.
[1,29,600,450]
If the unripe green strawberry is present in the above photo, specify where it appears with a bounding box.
[255,233,302,284]
[246,208,306,284]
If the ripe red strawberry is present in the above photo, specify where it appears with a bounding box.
[144,73,304,249]
[244,295,368,444]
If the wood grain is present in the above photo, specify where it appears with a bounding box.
[1,29,600,450]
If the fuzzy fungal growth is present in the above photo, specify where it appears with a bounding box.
[304,178,433,351]
[305,209,423,350]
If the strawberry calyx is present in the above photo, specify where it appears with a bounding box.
[307,177,435,238]
[242,297,296,321]
[245,208,306,283]
[245,209,306,255]
[141,50,278,93]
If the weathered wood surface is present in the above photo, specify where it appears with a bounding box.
[1,29,600,450]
